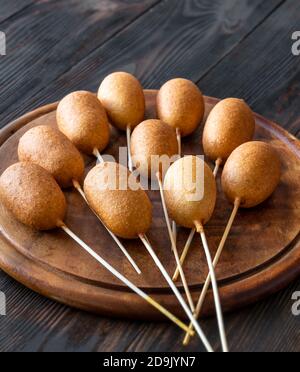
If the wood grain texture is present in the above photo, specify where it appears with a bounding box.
[1,0,300,353]
[198,0,300,139]
[0,0,35,24]
[1,276,299,352]
[0,0,160,126]
[0,0,281,126]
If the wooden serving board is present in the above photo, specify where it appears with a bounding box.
[0,90,299,321]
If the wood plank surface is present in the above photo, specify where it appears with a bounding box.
[0,0,36,24]
[0,0,300,352]
[1,277,299,352]
[0,0,282,125]
[198,0,300,138]
[0,0,160,126]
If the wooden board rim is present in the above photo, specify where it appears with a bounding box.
[0,90,299,320]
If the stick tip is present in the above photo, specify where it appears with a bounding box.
[234,197,241,207]
[183,339,189,346]
[194,221,204,233]
[57,220,65,228]
[72,179,80,189]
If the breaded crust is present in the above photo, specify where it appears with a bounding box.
[164,156,216,229]
[98,72,145,131]
[222,141,281,208]
[0,162,67,230]
[18,125,85,188]
[131,119,179,179]
[84,162,152,239]
[57,91,110,155]
[203,98,255,162]
[157,79,205,137]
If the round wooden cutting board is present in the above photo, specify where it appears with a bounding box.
[0,90,299,321]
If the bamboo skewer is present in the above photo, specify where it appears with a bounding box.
[93,148,104,164]
[122,129,215,351]
[194,221,228,353]
[139,234,213,353]
[176,128,182,159]
[59,223,191,334]
[173,228,196,281]
[126,125,133,172]
[173,159,221,280]
[213,158,222,178]
[123,133,211,345]
[183,198,241,346]
[171,128,182,249]
[172,220,177,247]
[156,172,195,312]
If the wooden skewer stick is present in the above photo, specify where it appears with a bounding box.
[195,221,228,352]
[213,158,222,178]
[176,128,182,159]
[183,198,241,346]
[173,159,221,281]
[173,228,196,281]
[171,128,182,250]
[156,172,195,312]
[172,220,177,247]
[72,180,142,275]
[93,148,104,164]
[126,125,133,172]
[139,234,213,353]
[58,223,191,334]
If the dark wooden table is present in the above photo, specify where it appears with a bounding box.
[0,0,299,352]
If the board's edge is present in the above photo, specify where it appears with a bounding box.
[0,91,299,319]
